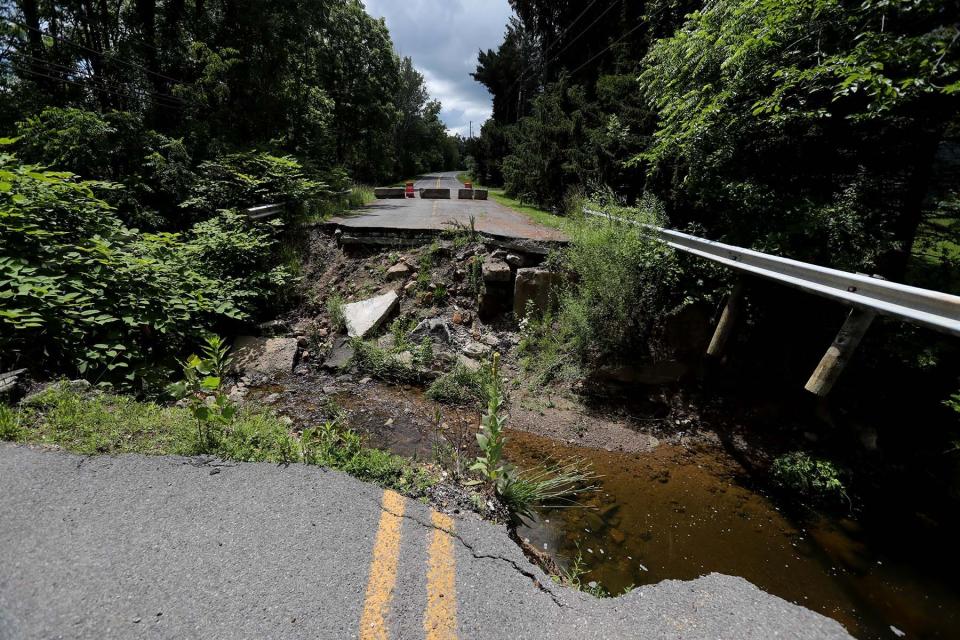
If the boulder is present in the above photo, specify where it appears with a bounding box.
[386,263,411,281]
[343,291,399,338]
[322,337,354,371]
[232,336,300,375]
[513,267,562,318]
[482,258,511,283]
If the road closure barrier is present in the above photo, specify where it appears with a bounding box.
[374,187,405,199]
[420,188,451,199]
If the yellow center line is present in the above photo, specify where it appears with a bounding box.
[435,176,441,188]
[359,490,406,640]
[424,511,458,640]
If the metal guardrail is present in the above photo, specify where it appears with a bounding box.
[245,203,286,220]
[244,191,353,221]
[584,208,960,337]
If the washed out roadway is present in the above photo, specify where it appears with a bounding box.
[0,444,853,639]
[329,171,567,244]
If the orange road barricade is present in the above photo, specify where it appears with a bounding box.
[464,181,472,189]
[405,181,415,198]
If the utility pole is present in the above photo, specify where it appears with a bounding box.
[469,121,472,139]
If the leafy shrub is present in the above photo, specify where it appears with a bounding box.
[520,194,683,375]
[326,294,347,333]
[15,107,195,229]
[0,154,291,388]
[350,339,423,384]
[181,151,336,220]
[771,451,849,505]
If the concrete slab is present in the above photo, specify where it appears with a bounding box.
[458,189,473,199]
[374,187,405,199]
[343,290,399,338]
[420,188,450,199]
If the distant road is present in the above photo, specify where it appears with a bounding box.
[0,444,852,639]
[412,171,464,191]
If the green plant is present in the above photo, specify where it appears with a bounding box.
[433,284,449,305]
[771,451,850,505]
[426,364,489,406]
[350,339,422,384]
[415,336,434,369]
[166,336,237,452]
[468,255,484,296]
[498,459,598,522]
[0,404,24,441]
[470,354,510,487]
[327,294,347,333]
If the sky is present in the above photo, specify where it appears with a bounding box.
[363,0,514,138]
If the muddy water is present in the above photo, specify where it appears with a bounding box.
[505,431,960,639]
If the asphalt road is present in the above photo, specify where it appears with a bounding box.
[0,444,853,640]
[330,172,567,244]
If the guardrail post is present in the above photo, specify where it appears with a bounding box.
[804,307,876,396]
[706,281,745,359]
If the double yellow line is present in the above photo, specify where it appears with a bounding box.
[359,490,458,640]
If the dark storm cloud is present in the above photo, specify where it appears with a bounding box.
[364,0,514,137]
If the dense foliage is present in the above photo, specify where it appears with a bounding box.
[0,152,289,388]
[470,0,959,283]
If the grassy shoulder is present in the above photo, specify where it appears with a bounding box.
[0,383,437,497]
[457,172,567,231]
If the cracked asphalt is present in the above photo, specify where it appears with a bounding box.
[0,444,853,639]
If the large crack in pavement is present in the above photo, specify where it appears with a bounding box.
[372,495,573,610]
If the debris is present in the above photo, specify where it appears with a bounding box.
[386,263,411,281]
[513,267,562,318]
[410,318,453,344]
[322,337,354,371]
[343,290,399,338]
[482,258,511,283]
[257,319,289,336]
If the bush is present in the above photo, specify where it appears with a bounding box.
[14,107,195,229]
[426,364,489,406]
[770,451,849,505]
[520,193,684,375]
[181,151,338,221]
[0,154,291,388]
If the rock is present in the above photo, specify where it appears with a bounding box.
[456,354,481,371]
[315,327,329,338]
[293,365,310,376]
[403,281,417,294]
[416,291,434,306]
[296,336,309,348]
[481,334,500,347]
[386,263,411,281]
[322,385,337,394]
[262,393,281,405]
[482,258,511,283]
[410,318,452,344]
[377,334,396,350]
[453,269,466,281]
[505,253,524,267]
[257,319,289,336]
[359,377,372,384]
[452,310,472,326]
[513,267,562,318]
[300,351,311,362]
[232,336,299,375]
[461,339,490,359]
[322,337,354,371]
[609,528,626,545]
[395,351,414,366]
[343,290,399,338]
[490,249,508,260]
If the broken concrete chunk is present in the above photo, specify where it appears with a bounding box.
[232,336,299,375]
[514,267,562,318]
[456,354,481,371]
[461,339,490,359]
[343,290,399,338]
[505,254,524,268]
[257,319,290,336]
[482,258,511,283]
[386,263,411,281]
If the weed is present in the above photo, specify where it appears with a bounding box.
[771,451,850,505]
[327,294,347,333]
[433,283,449,305]
[426,364,489,406]
[0,404,24,440]
[415,336,434,369]
[350,339,422,384]
[166,335,236,453]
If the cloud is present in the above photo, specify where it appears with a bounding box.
[363,0,513,137]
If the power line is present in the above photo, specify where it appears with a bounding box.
[6,18,187,87]
[568,20,644,76]
[539,0,600,60]
[10,63,189,112]
[10,53,197,108]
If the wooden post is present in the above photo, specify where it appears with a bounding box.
[706,282,745,359]
[804,307,876,396]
